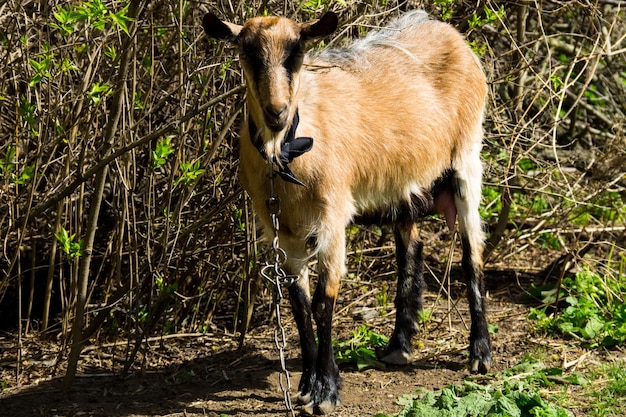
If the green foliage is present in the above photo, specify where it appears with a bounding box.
[512,192,550,217]
[50,0,133,36]
[104,44,117,60]
[586,361,626,417]
[537,232,562,250]
[0,146,16,176]
[87,82,111,105]
[219,59,232,80]
[469,5,505,30]
[333,325,388,371]
[154,273,177,296]
[134,90,144,110]
[480,186,502,221]
[108,3,132,36]
[300,0,345,14]
[177,160,205,186]
[376,356,573,417]
[569,191,625,226]
[137,308,148,322]
[29,53,53,86]
[232,206,245,232]
[433,0,455,21]
[469,39,488,56]
[529,268,626,348]
[60,57,79,73]
[152,137,175,169]
[377,283,389,313]
[54,227,84,259]
[0,145,34,186]
[18,97,38,134]
[518,158,538,172]
[13,164,35,186]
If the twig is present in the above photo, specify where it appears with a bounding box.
[30,84,245,218]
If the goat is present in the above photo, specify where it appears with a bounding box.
[203,10,492,415]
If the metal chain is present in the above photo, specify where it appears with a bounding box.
[260,163,299,417]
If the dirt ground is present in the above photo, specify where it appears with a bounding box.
[0,268,609,417]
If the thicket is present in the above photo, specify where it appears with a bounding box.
[0,0,624,390]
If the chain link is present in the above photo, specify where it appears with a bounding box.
[260,164,299,417]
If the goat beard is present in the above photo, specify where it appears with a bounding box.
[263,127,288,167]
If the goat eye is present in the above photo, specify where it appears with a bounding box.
[284,45,303,69]
[240,44,263,67]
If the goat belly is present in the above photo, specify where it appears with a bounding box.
[353,192,433,226]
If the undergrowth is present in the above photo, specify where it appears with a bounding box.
[333,324,388,370]
[528,262,626,348]
[585,361,626,417]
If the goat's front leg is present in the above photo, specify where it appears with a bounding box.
[302,232,345,415]
[287,277,317,404]
[282,243,317,404]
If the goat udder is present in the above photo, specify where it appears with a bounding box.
[434,191,457,231]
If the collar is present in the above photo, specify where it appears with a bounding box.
[248,108,313,186]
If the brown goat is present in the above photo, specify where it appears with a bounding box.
[203,10,492,415]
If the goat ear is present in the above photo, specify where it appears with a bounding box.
[202,13,242,42]
[301,11,338,40]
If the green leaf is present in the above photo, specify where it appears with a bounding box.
[518,158,537,172]
[109,4,133,36]
[54,227,83,259]
[581,315,605,339]
[14,165,35,185]
[87,82,111,105]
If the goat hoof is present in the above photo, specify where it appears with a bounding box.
[469,336,492,374]
[294,391,311,405]
[302,401,315,415]
[298,373,341,415]
[380,349,410,365]
[470,356,492,374]
[301,398,341,415]
[318,398,341,415]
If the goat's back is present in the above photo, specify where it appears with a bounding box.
[239,11,486,237]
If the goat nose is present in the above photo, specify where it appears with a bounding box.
[266,105,287,119]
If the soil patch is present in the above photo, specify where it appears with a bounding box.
[0,269,605,416]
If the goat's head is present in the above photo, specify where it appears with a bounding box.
[203,12,337,140]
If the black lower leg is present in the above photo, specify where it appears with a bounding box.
[288,284,317,398]
[382,228,425,362]
[308,287,340,414]
[461,236,492,373]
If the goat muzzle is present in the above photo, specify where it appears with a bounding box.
[264,105,289,131]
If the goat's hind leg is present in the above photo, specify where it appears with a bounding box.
[381,222,425,365]
[454,145,493,373]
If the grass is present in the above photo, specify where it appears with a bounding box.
[528,266,626,348]
[585,361,626,417]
